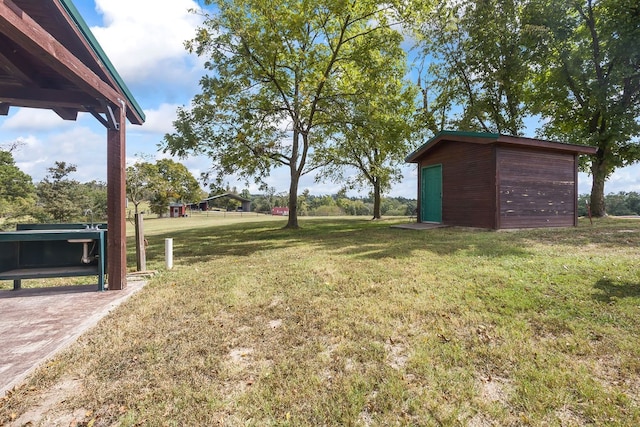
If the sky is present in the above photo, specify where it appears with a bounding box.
[1,0,639,199]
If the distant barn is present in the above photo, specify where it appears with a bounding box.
[198,193,252,212]
[405,131,597,229]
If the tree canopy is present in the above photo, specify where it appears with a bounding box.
[315,40,417,219]
[163,0,413,228]
[0,149,36,226]
[36,162,90,222]
[126,159,204,217]
[410,0,640,216]
[525,0,640,215]
[411,0,532,135]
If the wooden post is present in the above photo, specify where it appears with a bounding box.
[135,213,146,271]
[107,103,127,290]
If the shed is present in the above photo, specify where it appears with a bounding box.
[405,131,597,229]
[1,0,145,289]
[169,203,187,218]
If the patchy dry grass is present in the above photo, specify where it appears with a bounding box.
[1,217,639,425]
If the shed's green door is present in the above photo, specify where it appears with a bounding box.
[421,165,442,222]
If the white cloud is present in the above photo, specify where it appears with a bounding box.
[138,103,182,134]
[90,0,204,84]
[13,128,106,183]
[1,109,78,132]
[579,164,640,195]
[605,164,640,193]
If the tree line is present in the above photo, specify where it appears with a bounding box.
[0,151,108,229]
[249,190,416,217]
[0,150,205,229]
[162,0,640,229]
[3,146,636,230]
[0,147,416,229]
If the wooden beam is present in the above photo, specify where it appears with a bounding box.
[0,0,123,108]
[0,85,101,110]
[53,107,78,121]
[106,103,127,290]
[0,38,37,83]
[0,102,9,115]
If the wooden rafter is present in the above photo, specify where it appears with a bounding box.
[0,0,144,291]
[0,0,122,109]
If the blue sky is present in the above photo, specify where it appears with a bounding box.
[1,0,638,199]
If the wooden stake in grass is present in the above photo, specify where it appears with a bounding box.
[135,213,146,271]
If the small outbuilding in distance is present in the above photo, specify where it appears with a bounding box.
[405,131,597,229]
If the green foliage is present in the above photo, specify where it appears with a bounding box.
[579,192,640,216]
[0,149,36,227]
[126,161,158,215]
[127,159,204,217]
[524,0,640,215]
[411,0,533,135]
[78,181,108,221]
[314,31,418,219]
[36,162,92,223]
[163,0,411,227]
[409,0,639,217]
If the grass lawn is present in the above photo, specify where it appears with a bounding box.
[1,216,639,425]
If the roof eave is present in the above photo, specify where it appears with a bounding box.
[405,131,499,163]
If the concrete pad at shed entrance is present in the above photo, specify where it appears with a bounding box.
[0,280,146,396]
[391,222,448,230]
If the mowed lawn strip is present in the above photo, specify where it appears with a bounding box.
[1,217,639,425]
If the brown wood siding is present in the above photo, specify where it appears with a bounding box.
[419,141,495,228]
[497,147,576,228]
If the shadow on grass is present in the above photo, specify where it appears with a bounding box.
[593,278,640,303]
[137,219,533,266]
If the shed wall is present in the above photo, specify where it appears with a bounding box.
[497,146,576,228]
[419,141,495,228]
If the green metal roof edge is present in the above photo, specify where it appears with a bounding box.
[59,0,145,123]
[405,131,499,162]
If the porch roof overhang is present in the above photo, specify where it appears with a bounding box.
[405,131,598,163]
[1,0,145,290]
[0,0,145,126]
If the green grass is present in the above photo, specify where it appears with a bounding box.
[1,217,639,425]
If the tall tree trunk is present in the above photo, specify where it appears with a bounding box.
[285,127,301,229]
[372,179,381,220]
[590,156,608,217]
[286,167,299,228]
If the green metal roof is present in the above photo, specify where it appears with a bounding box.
[59,0,145,124]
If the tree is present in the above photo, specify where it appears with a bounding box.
[315,38,417,219]
[163,0,406,228]
[126,161,158,215]
[36,162,90,222]
[79,181,108,221]
[411,0,532,135]
[0,149,36,226]
[525,0,640,216]
[149,159,204,217]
